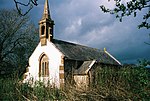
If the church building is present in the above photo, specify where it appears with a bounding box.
[23,0,121,88]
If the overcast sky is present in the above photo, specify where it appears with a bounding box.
[0,0,150,64]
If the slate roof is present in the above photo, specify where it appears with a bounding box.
[53,39,120,65]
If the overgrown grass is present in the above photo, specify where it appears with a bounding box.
[93,65,150,100]
[0,65,150,101]
[0,78,65,101]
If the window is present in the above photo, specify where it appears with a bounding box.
[39,54,49,77]
[41,26,45,35]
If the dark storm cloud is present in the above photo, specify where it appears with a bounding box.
[0,0,150,64]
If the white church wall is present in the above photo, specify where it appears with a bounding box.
[24,40,64,88]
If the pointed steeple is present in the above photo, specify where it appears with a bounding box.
[39,0,54,46]
[42,0,51,20]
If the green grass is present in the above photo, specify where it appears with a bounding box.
[0,65,149,101]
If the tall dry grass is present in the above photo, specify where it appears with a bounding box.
[0,65,149,101]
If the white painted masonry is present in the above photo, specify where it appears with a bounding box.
[24,40,64,88]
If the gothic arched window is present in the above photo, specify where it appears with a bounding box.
[39,54,49,77]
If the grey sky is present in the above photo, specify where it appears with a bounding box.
[0,0,150,64]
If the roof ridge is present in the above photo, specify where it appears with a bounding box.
[53,39,120,65]
[53,39,103,52]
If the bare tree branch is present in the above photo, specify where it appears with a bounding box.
[0,9,38,74]
[13,0,38,16]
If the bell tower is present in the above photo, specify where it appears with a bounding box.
[39,0,54,46]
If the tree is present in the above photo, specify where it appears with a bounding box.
[13,0,38,16]
[100,0,150,29]
[0,9,38,77]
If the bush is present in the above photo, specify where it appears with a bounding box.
[0,78,64,101]
[93,65,150,100]
[0,63,149,101]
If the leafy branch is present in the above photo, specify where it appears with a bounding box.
[100,0,150,29]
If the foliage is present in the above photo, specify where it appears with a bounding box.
[0,9,38,77]
[0,78,64,101]
[0,63,149,101]
[93,64,150,100]
[100,0,150,29]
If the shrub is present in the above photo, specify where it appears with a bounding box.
[0,63,149,100]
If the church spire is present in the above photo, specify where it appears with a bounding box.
[42,0,51,20]
[39,0,54,46]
